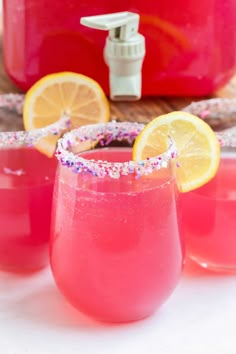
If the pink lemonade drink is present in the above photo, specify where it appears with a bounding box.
[0,148,57,271]
[181,145,236,272]
[50,122,184,323]
[0,126,63,272]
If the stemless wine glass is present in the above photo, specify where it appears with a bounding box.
[0,117,68,272]
[181,130,236,272]
[50,121,184,323]
[182,98,236,272]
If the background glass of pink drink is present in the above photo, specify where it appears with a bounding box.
[50,122,184,323]
[0,130,57,272]
[181,135,236,272]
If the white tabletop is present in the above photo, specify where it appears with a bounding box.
[0,261,236,354]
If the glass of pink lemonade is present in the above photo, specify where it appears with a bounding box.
[181,132,236,272]
[50,121,184,323]
[0,129,58,272]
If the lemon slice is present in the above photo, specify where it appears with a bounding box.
[133,111,220,192]
[23,72,110,157]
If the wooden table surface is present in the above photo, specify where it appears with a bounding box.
[1,23,236,131]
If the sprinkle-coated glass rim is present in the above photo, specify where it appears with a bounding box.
[182,98,236,147]
[0,93,235,155]
[56,121,177,179]
[216,131,236,148]
[0,116,70,148]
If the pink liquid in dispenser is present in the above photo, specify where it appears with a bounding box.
[3,0,236,95]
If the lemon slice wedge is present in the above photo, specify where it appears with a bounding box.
[133,111,220,192]
[23,72,110,157]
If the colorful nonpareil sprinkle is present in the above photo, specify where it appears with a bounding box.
[182,98,236,147]
[0,93,24,114]
[0,93,72,148]
[0,115,71,148]
[183,98,236,131]
[216,131,236,148]
[0,93,236,157]
[56,121,177,179]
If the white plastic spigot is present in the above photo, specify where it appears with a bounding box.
[80,12,146,101]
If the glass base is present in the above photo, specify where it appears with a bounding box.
[93,311,155,324]
[189,255,236,274]
[0,263,48,274]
